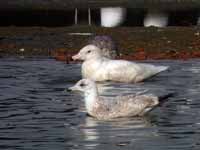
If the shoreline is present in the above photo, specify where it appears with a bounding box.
[0,26,200,61]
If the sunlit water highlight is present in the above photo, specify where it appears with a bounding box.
[0,58,200,150]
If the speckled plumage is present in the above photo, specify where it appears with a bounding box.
[89,94,159,120]
[69,79,159,120]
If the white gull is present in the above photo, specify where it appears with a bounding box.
[72,44,168,83]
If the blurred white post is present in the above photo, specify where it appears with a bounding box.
[75,8,78,25]
[144,10,168,27]
[88,8,91,26]
[100,7,126,27]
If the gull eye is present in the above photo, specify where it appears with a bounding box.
[80,83,85,87]
[87,50,91,53]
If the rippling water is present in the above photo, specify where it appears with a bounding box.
[0,58,200,150]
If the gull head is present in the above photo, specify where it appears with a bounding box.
[72,44,102,61]
[68,79,97,93]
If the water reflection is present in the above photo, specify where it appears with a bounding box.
[75,115,156,150]
[82,117,100,149]
[0,58,200,150]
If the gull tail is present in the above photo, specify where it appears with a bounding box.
[158,92,175,106]
[156,66,169,73]
[140,92,175,116]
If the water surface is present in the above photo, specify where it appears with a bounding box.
[0,58,200,150]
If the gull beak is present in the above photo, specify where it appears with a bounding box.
[67,85,78,92]
[72,53,81,60]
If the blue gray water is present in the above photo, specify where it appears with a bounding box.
[0,58,200,150]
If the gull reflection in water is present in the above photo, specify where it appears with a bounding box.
[80,115,156,149]
[81,117,100,149]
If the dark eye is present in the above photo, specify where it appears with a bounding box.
[87,50,91,53]
[80,83,85,87]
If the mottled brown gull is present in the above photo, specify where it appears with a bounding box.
[72,44,168,83]
[68,79,170,120]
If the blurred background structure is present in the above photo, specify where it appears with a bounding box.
[1,0,200,59]
[0,0,199,27]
